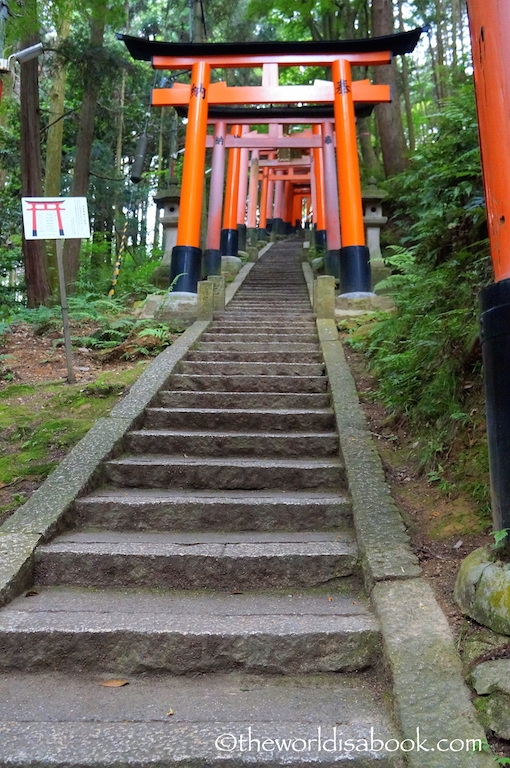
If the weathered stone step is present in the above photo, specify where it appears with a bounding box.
[105,454,345,490]
[0,587,378,674]
[187,350,323,363]
[224,308,315,316]
[178,361,324,376]
[0,669,404,767]
[34,530,357,589]
[168,374,328,393]
[74,488,352,531]
[125,429,338,457]
[196,341,319,352]
[156,390,331,409]
[202,332,317,343]
[144,407,335,431]
[223,313,315,321]
[228,304,310,308]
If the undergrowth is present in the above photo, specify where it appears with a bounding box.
[347,85,493,524]
[0,294,185,365]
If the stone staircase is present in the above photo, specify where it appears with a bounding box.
[0,241,403,766]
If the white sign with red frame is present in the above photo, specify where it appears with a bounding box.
[21,197,91,240]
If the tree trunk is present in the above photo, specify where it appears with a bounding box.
[20,24,51,307]
[396,0,415,153]
[63,14,106,290]
[44,18,70,293]
[357,116,381,175]
[433,0,448,101]
[371,0,408,176]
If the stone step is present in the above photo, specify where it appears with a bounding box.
[156,390,331,409]
[187,350,323,363]
[144,407,335,431]
[222,312,315,320]
[73,488,352,531]
[202,333,318,343]
[126,429,338,457]
[196,342,319,352]
[105,455,345,490]
[167,374,328,393]
[222,314,315,322]
[34,531,358,589]
[211,321,315,330]
[178,361,325,376]
[228,303,312,310]
[0,670,403,767]
[0,587,378,675]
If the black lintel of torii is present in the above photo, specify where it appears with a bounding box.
[117,27,424,62]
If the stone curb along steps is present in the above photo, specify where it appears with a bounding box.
[0,238,493,768]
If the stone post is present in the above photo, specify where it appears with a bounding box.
[197,280,215,320]
[208,275,226,313]
[314,275,336,319]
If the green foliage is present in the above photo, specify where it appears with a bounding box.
[490,529,510,550]
[384,85,487,269]
[350,85,492,518]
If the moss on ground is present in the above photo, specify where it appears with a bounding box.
[0,364,148,511]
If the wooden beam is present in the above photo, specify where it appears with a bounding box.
[153,81,391,107]
[152,51,392,70]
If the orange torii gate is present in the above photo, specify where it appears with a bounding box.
[120,30,423,293]
[466,0,510,532]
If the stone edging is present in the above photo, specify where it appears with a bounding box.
[318,317,493,768]
[0,246,272,609]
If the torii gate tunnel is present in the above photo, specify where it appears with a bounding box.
[120,30,422,295]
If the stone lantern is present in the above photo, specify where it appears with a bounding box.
[152,178,181,288]
[362,177,390,289]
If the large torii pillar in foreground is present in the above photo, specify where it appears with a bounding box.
[467,0,510,533]
[119,31,422,294]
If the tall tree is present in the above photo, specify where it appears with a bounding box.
[44,16,71,293]
[19,0,51,306]
[371,0,408,176]
[63,10,106,289]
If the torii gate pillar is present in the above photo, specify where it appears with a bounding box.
[332,58,371,293]
[204,120,226,275]
[468,0,510,532]
[169,61,210,292]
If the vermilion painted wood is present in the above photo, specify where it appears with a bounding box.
[284,181,295,226]
[467,0,510,281]
[273,170,285,222]
[151,51,392,69]
[205,120,226,251]
[246,150,259,229]
[237,127,251,227]
[175,61,210,248]
[205,136,323,148]
[263,171,312,182]
[332,58,366,248]
[259,158,311,167]
[152,81,390,106]
[259,166,269,230]
[312,125,327,233]
[323,120,341,251]
[222,124,243,230]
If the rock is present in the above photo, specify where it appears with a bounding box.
[471,660,510,695]
[138,294,165,320]
[474,691,510,739]
[336,293,395,312]
[154,292,197,323]
[455,546,510,635]
[221,256,242,276]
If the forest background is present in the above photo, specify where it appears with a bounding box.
[0,0,493,530]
